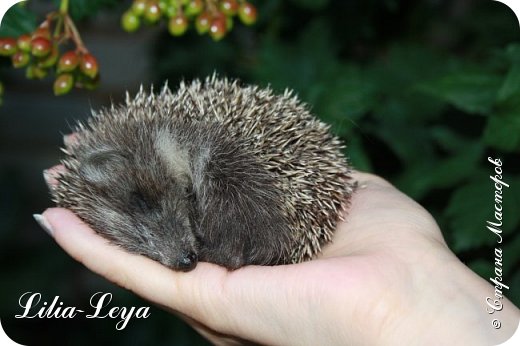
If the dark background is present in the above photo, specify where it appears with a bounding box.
[1,0,519,344]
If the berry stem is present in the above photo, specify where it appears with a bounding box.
[52,12,64,40]
[204,0,218,14]
[64,15,88,54]
[59,0,69,14]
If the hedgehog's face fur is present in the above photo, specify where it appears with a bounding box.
[71,133,200,271]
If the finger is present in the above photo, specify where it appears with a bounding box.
[42,208,229,317]
[43,164,66,188]
[63,132,80,147]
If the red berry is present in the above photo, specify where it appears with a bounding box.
[80,53,99,79]
[121,10,141,32]
[0,38,17,56]
[58,51,79,73]
[185,0,203,16]
[54,74,75,96]
[220,0,238,16]
[144,1,162,23]
[210,16,227,41]
[31,37,52,57]
[32,27,52,40]
[168,15,188,36]
[195,12,211,34]
[17,34,32,52]
[11,51,30,68]
[238,2,257,25]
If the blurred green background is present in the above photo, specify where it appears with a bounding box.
[1,0,519,344]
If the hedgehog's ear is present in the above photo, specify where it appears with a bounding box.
[79,148,129,188]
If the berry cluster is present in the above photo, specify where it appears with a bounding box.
[121,0,257,41]
[0,12,99,96]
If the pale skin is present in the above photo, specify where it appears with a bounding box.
[40,169,519,345]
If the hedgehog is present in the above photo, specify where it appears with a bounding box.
[50,76,355,271]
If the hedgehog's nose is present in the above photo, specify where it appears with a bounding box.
[178,252,198,271]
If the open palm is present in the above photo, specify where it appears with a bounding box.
[41,171,519,345]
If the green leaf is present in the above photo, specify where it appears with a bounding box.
[0,3,36,37]
[484,96,520,151]
[396,142,483,199]
[418,73,502,115]
[369,114,434,164]
[254,18,342,110]
[346,135,372,172]
[446,176,520,252]
[431,126,477,153]
[315,65,376,126]
[498,63,520,102]
[505,43,520,64]
[289,0,329,11]
[53,0,119,21]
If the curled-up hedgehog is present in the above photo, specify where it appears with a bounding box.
[51,76,355,271]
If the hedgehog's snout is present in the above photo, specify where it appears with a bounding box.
[176,251,198,271]
[162,250,198,271]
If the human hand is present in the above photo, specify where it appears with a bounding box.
[38,169,519,345]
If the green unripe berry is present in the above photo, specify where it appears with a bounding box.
[131,0,147,16]
[238,2,257,25]
[26,64,48,79]
[81,74,100,90]
[144,1,162,23]
[54,73,74,96]
[17,34,32,52]
[122,10,141,32]
[38,46,59,68]
[185,0,203,17]
[168,15,188,36]
[164,5,177,18]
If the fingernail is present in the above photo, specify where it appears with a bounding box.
[34,213,54,237]
[43,169,52,188]
[63,133,79,148]
[63,133,74,147]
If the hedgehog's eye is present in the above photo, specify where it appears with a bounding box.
[130,191,154,212]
